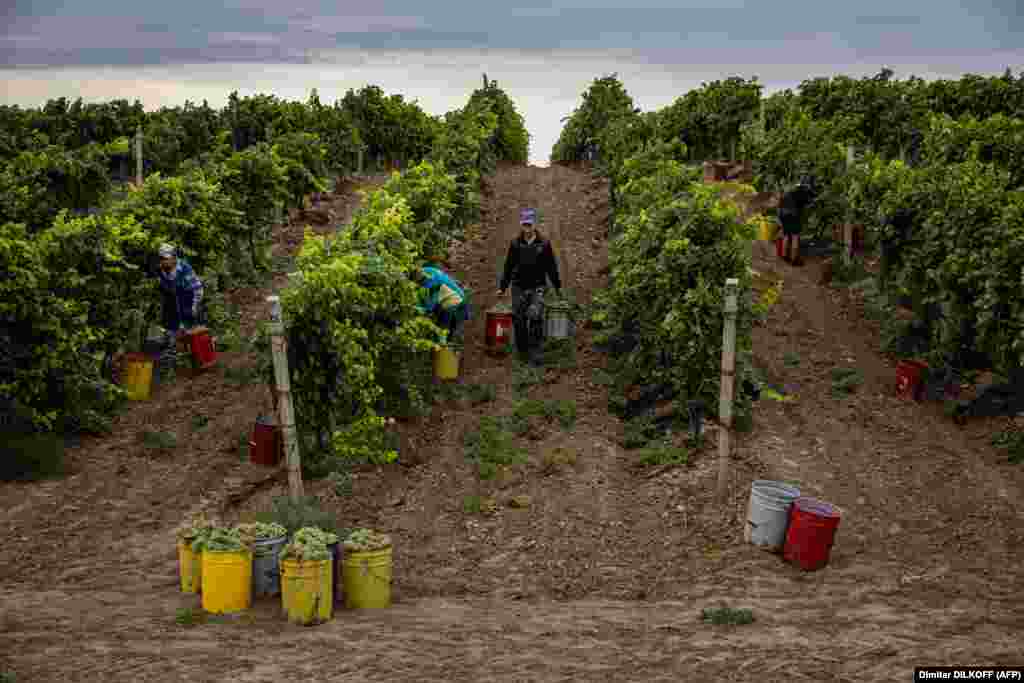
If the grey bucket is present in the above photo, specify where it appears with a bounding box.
[252,535,288,597]
[745,480,801,552]
[545,301,573,340]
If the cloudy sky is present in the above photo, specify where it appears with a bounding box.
[3,1,1022,163]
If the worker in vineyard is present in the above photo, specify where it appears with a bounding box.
[415,266,470,345]
[497,208,562,365]
[779,179,815,266]
[156,243,205,367]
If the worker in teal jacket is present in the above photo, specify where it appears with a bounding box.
[414,266,470,343]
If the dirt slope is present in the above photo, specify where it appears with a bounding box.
[1,164,1023,683]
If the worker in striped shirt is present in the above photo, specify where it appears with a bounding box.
[414,266,470,344]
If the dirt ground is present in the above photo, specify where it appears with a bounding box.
[2,164,1023,682]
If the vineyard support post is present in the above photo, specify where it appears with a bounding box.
[135,125,143,186]
[357,146,364,175]
[267,295,304,500]
[717,278,739,503]
[844,146,856,265]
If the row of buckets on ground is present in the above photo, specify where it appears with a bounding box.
[178,529,392,625]
[114,300,572,398]
[746,480,841,570]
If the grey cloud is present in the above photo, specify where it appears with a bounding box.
[853,15,924,27]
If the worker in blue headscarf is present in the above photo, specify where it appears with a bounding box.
[414,266,470,344]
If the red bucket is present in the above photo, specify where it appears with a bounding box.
[187,327,217,370]
[775,236,784,258]
[783,497,841,571]
[250,416,281,467]
[895,360,928,400]
[485,310,514,353]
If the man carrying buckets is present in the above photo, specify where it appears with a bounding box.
[156,243,211,371]
[414,266,470,345]
[497,208,563,365]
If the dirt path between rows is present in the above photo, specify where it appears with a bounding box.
[2,165,1023,682]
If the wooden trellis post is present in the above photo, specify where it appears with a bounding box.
[267,295,304,500]
[717,278,739,502]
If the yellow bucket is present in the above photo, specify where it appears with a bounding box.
[342,546,392,609]
[756,218,777,241]
[433,346,460,381]
[280,558,333,625]
[121,352,154,401]
[178,540,202,594]
[201,550,252,614]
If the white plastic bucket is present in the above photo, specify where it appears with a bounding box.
[745,480,801,552]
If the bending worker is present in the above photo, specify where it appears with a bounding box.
[415,265,470,344]
[156,243,205,368]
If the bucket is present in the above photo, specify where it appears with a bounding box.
[433,345,460,381]
[120,352,154,401]
[201,550,253,614]
[327,542,341,605]
[485,310,514,353]
[251,535,287,598]
[545,301,572,340]
[757,218,776,241]
[187,327,217,370]
[745,480,801,552]
[280,558,333,625]
[342,546,393,609]
[250,416,282,467]
[178,540,202,593]
[775,236,784,258]
[783,497,841,571]
[896,360,928,400]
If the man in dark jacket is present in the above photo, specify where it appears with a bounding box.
[497,208,562,364]
[779,179,815,266]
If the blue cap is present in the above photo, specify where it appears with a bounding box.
[520,208,536,225]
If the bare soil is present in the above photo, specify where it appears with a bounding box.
[2,165,1023,682]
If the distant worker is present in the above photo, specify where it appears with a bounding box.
[415,266,470,344]
[156,243,205,368]
[497,208,562,365]
[779,179,815,266]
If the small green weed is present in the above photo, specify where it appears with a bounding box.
[236,432,250,461]
[191,414,210,431]
[622,415,660,450]
[637,440,691,467]
[830,367,863,397]
[513,364,545,393]
[783,351,801,368]
[505,398,577,436]
[463,495,482,514]
[0,671,16,683]
[701,606,754,625]
[224,364,262,386]
[465,383,497,405]
[327,469,353,496]
[831,257,872,286]
[140,430,177,450]
[992,429,1024,465]
[540,338,577,369]
[591,368,617,386]
[464,416,528,480]
[175,607,204,627]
